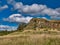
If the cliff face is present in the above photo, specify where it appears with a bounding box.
[18,18,60,30]
[25,18,49,29]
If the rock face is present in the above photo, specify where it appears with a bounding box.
[18,18,60,30]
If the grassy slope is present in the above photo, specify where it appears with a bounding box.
[0,30,60,45]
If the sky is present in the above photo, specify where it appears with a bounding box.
[0,0,60,30]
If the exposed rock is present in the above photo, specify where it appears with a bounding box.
[18,18,60,30]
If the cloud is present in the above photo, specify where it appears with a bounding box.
[3,14,33,23]
[0,25,17,31]
[42,8,60,16]
[21,4,47,14]
[12,2,47,15]
[6,0,60,19]
[42,17,47,19]
[14,2,23,10]
[55,8,60,13]
[0,5,8,11]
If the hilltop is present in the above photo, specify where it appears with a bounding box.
[18,18,60,31]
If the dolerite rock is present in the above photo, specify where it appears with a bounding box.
[24,18,49,30]
[17,18,60,30]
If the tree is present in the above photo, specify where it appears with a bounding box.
[17,23,27,31]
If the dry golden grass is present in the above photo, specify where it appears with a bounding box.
[0,30,60,45]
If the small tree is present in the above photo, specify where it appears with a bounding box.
[17,23,27,31]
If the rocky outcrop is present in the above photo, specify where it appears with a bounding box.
[18,18,60,30]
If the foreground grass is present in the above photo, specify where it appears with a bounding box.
[0,30,60,45]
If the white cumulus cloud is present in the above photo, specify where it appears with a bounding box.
[6,0,60,19]
[0,25,17,31]
[0,5,8,11]
[21,4,47,15]
[3,14,33,23]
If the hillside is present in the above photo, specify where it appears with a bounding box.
[0,18,60,45]
[0,30,60,45]
[18,18,60,31]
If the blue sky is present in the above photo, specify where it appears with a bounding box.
[0,0,60,30]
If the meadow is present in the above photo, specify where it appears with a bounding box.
[0,30,60,45]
